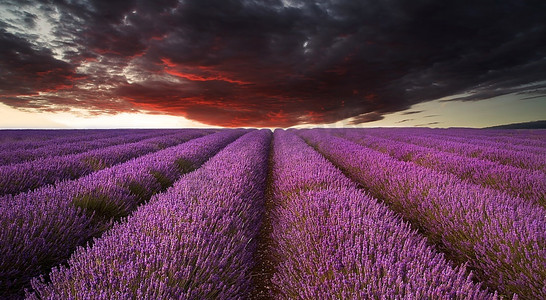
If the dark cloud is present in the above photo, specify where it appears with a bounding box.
[516,89,546,99]
[0,0,545,126]
[20,11,37,29]
[349,112,384,125]
[416,121,441,127]
[0,29,83,97]
[396,119,413,123]
[519,94,546,101]
[401,110,422,115]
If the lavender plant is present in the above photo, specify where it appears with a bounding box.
[336,130,545,207]
[0,130,174,165]
[0,130,206,196]
[27,130,270,299]
[0,130,127,152]
[299,129,546,299]
[266,130,493,299]
[364,128,546,172]
[0,130,245,297]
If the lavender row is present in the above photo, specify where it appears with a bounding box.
[0,130,207,196]
[362,128,546,172]
[0,129,246,297]
[374,127,546,154]
[336,130,546,207]
[389,128,546,156]
[0,130,174,166]
[415,128,546,147]
[0,129,198,153]
[0,129,110,145]
[28,130,270,299]
[265,130,492,299]
[385,127,546,143]
[414,130,546,156]
[0,129,147,152]
[299,129,546,299]
[363,127,546,156]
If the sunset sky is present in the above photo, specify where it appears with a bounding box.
[0,0,545,128]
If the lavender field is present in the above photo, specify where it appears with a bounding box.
[0,128,544,299]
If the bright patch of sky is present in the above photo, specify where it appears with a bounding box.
[0,3,71,61]
[0,103,214,129]
[347,93,546,128]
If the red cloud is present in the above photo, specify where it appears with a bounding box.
[161,58,250,84]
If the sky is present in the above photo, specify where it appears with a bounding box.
[0,0,545,128]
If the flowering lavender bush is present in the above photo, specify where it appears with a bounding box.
[398,127,546,149]
[335,130,545,206]
[299,129,546,299]
[0,130,173,165]
[28,130,270,299]
[266,130,493,299]
[0,130,245,297]
[0,130,207,196]
[363,128,546,171]
[410,129,546,155]
[0,129,126,151]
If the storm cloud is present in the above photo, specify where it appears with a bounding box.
[0,0,545,126]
